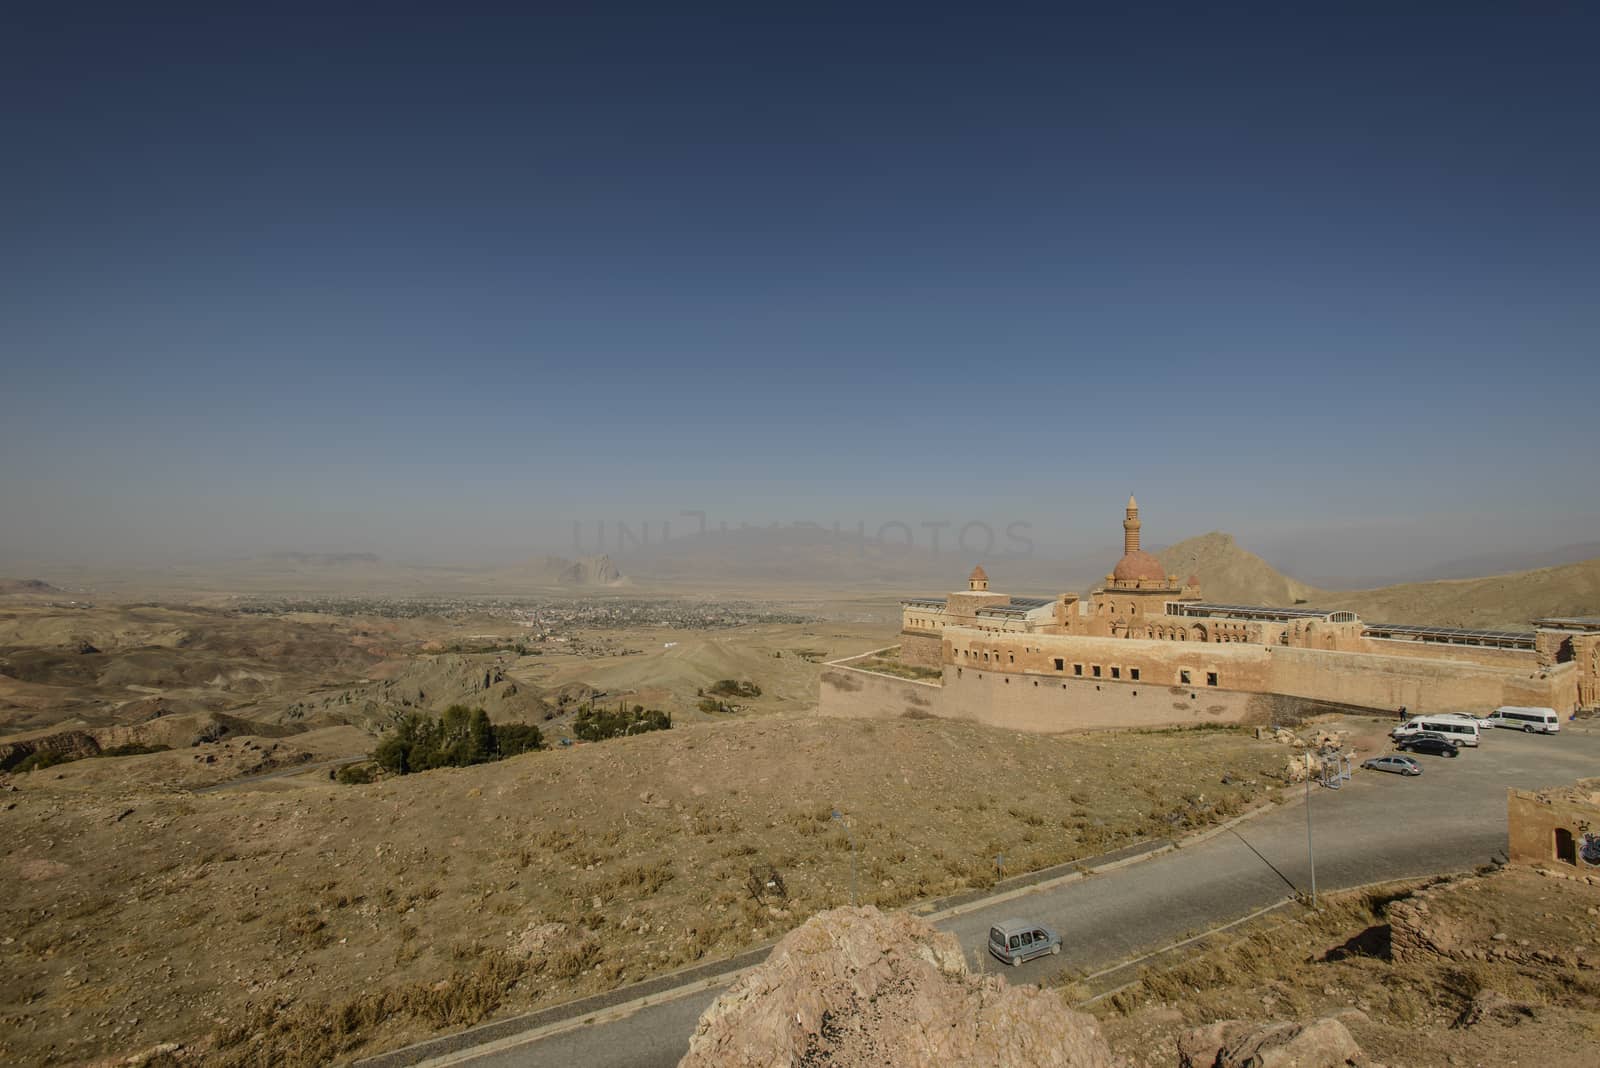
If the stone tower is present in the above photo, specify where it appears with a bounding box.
[968,564,989,592]
[1123,494,1142,553]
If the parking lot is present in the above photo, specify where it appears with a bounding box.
[949,719,1600,982]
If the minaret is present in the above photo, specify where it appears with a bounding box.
[1123,494,1141,554]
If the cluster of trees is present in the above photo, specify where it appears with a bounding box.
[9,741,170,774]
[705,679,762,698]
[371,705,544,775]
[573,703,671,742]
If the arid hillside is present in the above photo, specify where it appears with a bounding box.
[1158,533,1319,606]
[1315,556,1600,630]
[0,715,1289,1067]
[1157,534,1600,630]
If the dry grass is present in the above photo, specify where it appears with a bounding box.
[0,715,1288,1065]
[1090,869,1600,1068]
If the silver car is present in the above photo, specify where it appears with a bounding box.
[1362,754,1422,776]
[988,919,1062,966]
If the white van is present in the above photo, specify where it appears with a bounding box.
[1391,716,1480,747]
[1487,706,1560,734]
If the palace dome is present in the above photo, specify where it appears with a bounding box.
[1112,550,1166,583]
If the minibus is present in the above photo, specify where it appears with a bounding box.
[1391,716,1480,747]
[1487,706,1560,734]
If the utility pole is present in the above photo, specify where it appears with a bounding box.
[1305,750,1318,909]
[832,809,857,906]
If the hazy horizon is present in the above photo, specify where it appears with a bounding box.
[5,11,1597,579]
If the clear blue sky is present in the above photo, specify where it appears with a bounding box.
[3,9,1596,572]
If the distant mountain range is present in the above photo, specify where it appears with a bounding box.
[258,552,382,567]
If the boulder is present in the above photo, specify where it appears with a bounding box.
[1179,1015,1363,1068]
[680,906,1114,1068]
[511,921,588,962]
[1452,989,1536,1029]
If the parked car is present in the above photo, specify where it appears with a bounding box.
[1361,754,1422,776]
[1396,734,1460,758]
[988,919,1062,966]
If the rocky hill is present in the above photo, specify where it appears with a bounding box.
[1315,555,1600,630]
[1157,533,1319,606]
[1155,532,1600,629]
[0,578,62,596]
[682,906,1115,1067]
[512,553,623,586]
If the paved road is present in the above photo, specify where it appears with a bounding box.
[407,725,1600,1068]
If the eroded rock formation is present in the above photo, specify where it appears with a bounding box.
[680,906,1115,1068]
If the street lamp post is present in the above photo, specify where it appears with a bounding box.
[831,809,857,906]
[1304,749,1318,909]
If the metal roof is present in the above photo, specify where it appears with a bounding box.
[1363,622,1535,646]
[901,597,947,607]
[976,597,1055,619]
[1174,602,1340,621]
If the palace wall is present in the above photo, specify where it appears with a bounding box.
[934,667,1261,732]
[1508,785,1600,869]
[898,631,943,668]
[1353,637,1536,670]
[817,661,943,721]
[943,629,1577,718]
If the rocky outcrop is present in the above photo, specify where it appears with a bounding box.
[1178,1014,1364,1067]
[680,906,1115,1068]
[1388,878,1599,970]
[0,730,101,771]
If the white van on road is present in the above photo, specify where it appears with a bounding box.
[1487,706,1561,734]
[1391,716,1480,747]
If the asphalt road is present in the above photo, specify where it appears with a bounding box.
[407,724,1600,1068]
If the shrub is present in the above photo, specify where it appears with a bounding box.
[707,679,761,698]
[335,762,379,785]
[369,707,544,777]
[14,749,73,773]
[573,703,671,742]
[96,742,172,758]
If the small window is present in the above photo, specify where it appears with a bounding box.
[1180,669,1191,685]
[1206,671,1218,687]
[1008,653,1015,663]
[1110,666,1121,679]
[1074,663,1083,676]
[1092,665,1102,678]
[1130,668,1140,681]
[1053,658,1064,671]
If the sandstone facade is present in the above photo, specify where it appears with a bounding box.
[847,497,1593,733]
